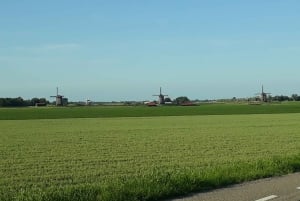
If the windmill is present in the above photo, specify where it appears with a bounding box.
[50,87,64,106]
[153,87,168,105]
[255,85,271,102]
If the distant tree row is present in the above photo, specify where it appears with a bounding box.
[270,94,300,102]
[0,97,49,107]
[174,96,190,105]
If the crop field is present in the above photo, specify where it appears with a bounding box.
[1,102,300,120]
[1,105,300,201]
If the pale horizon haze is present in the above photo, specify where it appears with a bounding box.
[1,1,300,101]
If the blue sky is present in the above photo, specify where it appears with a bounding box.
[1,1,300,101]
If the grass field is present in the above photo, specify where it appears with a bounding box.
[1,104,300,201]
[1,102,300,120]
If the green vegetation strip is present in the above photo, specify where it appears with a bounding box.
[1,102,300,120]
[1,113,300,200]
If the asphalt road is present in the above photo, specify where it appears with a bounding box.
[168,173,300,201]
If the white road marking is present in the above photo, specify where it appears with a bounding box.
[255,195,278,201]
[297,187,300,190]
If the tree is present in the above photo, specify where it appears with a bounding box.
[0,97,49,107]
[291,94,300,101]
[164,97,172,103]
[31,98,40,106]
[31,98,48,105]
[175,96,190,105]
[272,95,290,102]
[0,97,26,107]
[39,98,48,104]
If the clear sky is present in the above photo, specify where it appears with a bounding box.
[1,1,300,101]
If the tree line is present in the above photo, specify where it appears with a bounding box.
[271,94,300,101]
[0,97,49,107]
[1,94,300,107]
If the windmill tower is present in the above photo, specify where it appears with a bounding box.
[153,87,168,105]
[50,87,64,106]
[256,85,271,102]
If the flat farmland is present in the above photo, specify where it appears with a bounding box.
[1,111,300,200]
[1,102,300,120]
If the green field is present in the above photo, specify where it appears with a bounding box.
[1,104,300,201]
[1,102,300,120]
